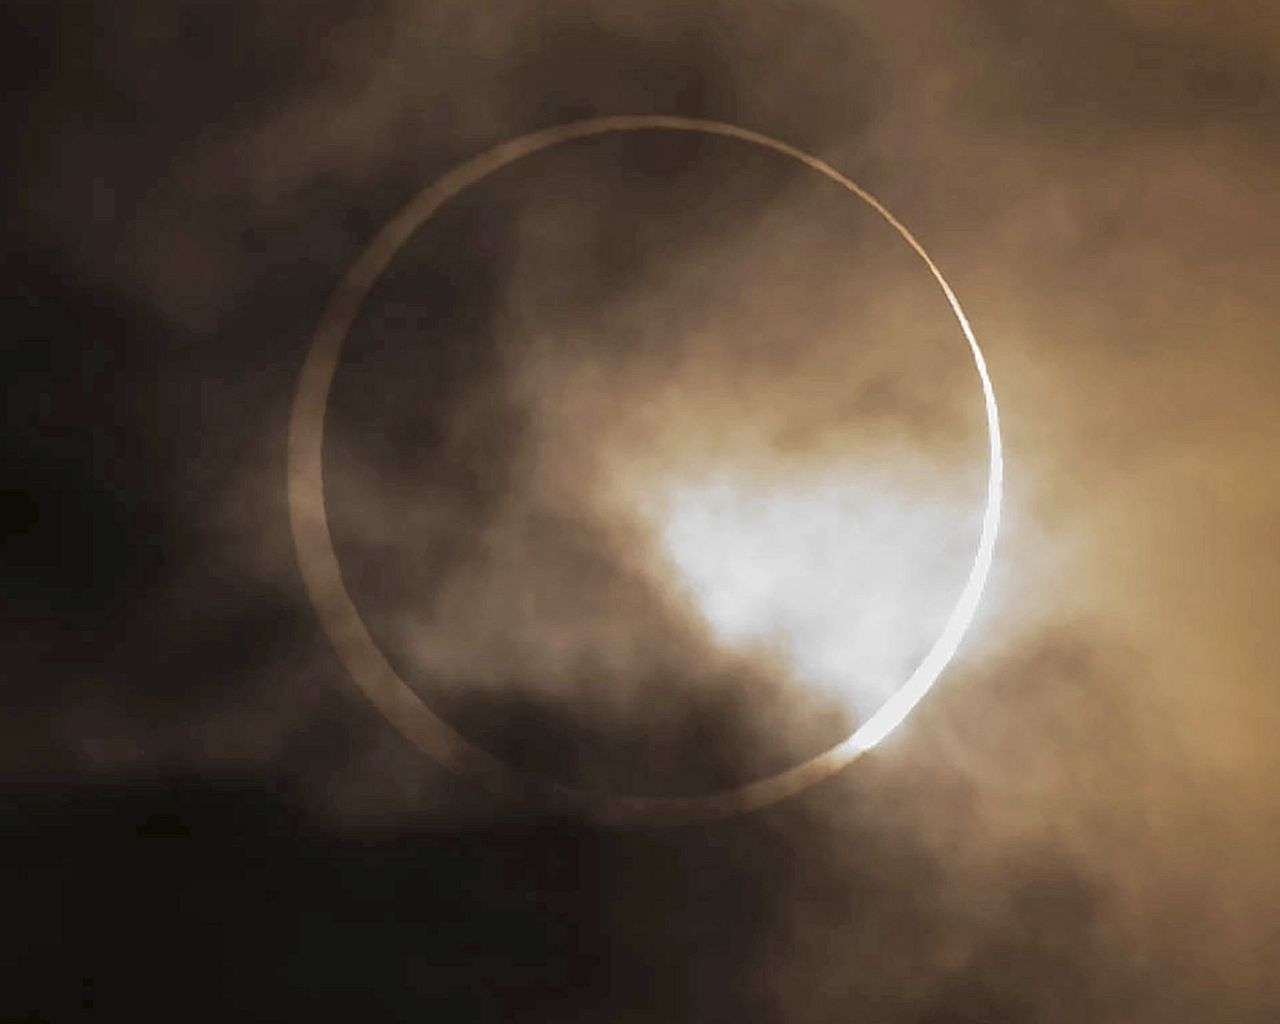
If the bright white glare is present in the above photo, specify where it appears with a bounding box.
[653,468,978,721]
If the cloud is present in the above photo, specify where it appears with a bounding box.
[5,1,1278,1019]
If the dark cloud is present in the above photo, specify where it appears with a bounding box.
[4,1,1278,1021]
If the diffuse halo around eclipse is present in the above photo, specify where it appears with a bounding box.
[287,115,1004,826]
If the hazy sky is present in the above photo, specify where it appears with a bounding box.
[6,1,1279,1020]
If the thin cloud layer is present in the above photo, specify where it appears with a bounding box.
[5,0,1278,1020]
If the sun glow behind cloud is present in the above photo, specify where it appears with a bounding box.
[647,464,980,721]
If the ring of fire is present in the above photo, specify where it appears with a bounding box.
[287,115,1004,825]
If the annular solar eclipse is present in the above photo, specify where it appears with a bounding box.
[287,115,1004,825]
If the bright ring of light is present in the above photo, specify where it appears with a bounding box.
[288,115,1004,826]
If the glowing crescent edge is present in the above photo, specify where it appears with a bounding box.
[287,115,1004,826]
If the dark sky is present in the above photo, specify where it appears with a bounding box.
[5,2,1279,1021]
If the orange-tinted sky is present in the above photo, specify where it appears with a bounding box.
[6,1,1279,1019]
